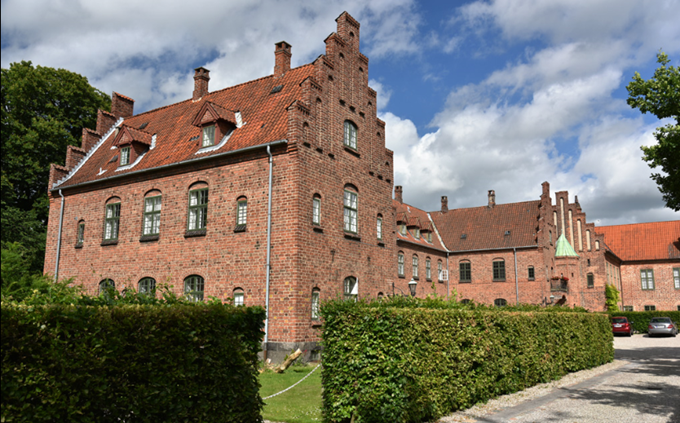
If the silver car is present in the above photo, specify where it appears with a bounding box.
[648,317,678,337]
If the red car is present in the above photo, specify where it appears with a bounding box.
[612,316,633,336]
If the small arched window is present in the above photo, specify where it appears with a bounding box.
[312,194,321,225]
[344,120,357,150]
[494,298,507,307]
[188,183,208,231]
[344,277,357,301]
[139,277,156,294]
[493,259,506,281]
[184,275,205,301]
[343,186,358,233]
[99,279,115,295]
[398,252,405,276]
[311,288,320,320]
[233,288,244,306]
[377,214,383,240]
[143,190,162,236]
[236,196,248,226]
[412,255,419,278]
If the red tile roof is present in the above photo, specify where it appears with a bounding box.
[596,221,680,261]
[430,201,541,251]
[393,200,447,251]
[57,64,316,188]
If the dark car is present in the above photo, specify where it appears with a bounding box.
[648,317,678,337]
[611,316,633,336]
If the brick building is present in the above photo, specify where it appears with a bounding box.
[44,12,679,360]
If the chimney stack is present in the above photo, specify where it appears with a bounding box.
[488,190,495,208]
[111,92,134,118]
[193,67,210,101]
[274,41,292,78]
[441,196,448,213]
[395,186,403,203]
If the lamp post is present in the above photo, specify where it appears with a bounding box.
[408,278,417,297]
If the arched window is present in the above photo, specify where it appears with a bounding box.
[312,194,321,225]
[595,240,600,251]
[426,258,432,280]
[461,299,471,304]
[528,266,535,281]
[412,255,419,278]
[377,292,384,300]
[187,184,208,231]
[376,214,383,240]
[236,197,248,226]
[494,298,507,307]
[398,252,405,276]
[103,197,121,242]
[233,288,244,306]
[99,279,115,295]
[587,273,594,288]
[143,191,162,236]
[493,259,506,281]
[311,288,320,320]
[343,277,357,301]
[184,275,205,301]
[76,220,85,246]
[344,120,357,149]
[459,260,471,283]
[343,186,358,233]
[138,277,156,294]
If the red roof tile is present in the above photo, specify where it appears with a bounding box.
[596,221,680,261]
[393,200,447,251]
[430,201,541,251]
[57,64,316,188]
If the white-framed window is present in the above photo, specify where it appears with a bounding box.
[343,277,357,302]
[398,253,404,276]
[641,269,654,290]
[311,288,320,320]
[343,190,358,233]
[438,261,443,281]
[233,288,244,306]
[104,203,121,241]
[674,268,679,289]
[139,277,156,294]
[188,188,208,230]
[412,255,419,278]
[202,125,215,147]
[237,198,247,226]
[143,196,162,235]
[184,275,204,301]
[623,306,634,312]
[313,196,321,225]
[344,120,357,149]
[528,266,535,281]
[426,258,431,280]
[120,146,131,165]
[377,216,383,240]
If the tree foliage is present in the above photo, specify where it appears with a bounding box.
[626,51,680,211]
[1,61,110,273]
[604,283,620,313]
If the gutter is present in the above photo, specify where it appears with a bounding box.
[54,190,65,282]
[449,245,537,254]
[264,145,274,361]
[51,139,288,193]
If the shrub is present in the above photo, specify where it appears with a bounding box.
[1,302,266,423]
[607,310,680,333]
[321,297,612,423]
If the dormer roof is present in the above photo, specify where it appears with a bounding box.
[191,101,237,127]
[112,125,153,147]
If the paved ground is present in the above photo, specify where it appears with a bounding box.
[441,334,680,423]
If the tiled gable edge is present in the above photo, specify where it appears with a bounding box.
[427,212,449,252]
[54,117,124,188]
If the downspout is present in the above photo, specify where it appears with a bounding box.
[446,252,450,300]
[263,146,274,361]
[54,190,65,282]
[513,247,519,305]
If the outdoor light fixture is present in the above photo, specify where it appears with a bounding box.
[408,278,417,297]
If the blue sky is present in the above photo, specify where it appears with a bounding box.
[2,0,679,225]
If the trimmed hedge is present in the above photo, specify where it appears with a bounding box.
[321,298,613,423]
[1,302,265,423]
[608,311,680,333]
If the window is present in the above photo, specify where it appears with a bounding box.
[493,260,506,281]
[139,277,156,294]
[104,203,121,241]
[400,224,407,235]
[640,269,654,290]
[344,120,357,149]
[494,298,507,307]
[344,277,357,301]
[120,146,130,165]
[184,275,204,301]
[143,196,162,236]
[237,198,247,226]
[76,221,85,245]
[188,189,208,230]
[202,125,215,147]
[623,306,634,312]
[398,253,404,276]
[313,196,321,225]
[674,268,679,289]
[376,216,383,240]
[528,266,535,281]
[459,261,471,283]
[99,279,115,295]
[644,305,656,311]
[587,273,594,288]
[412,255,419,278]
[426,258,431,280]
[461,299,471,304]
[413,228,420,239]
[311,288,320,320]
[438,261,443,281]
[233,288,244,306]
[426,232,432,243]
[343,190,357,233]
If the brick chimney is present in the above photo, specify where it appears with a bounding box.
[336,12,360,50]
[193,67,210,101]
[488,190,495,208]
[274,41,292,78]
[441,196,448,213]
[111,92,134,118]
[395,186,403,203]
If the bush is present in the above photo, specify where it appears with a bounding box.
[1,302,266,423]
[607,310,680,333]
[321,297,613,423]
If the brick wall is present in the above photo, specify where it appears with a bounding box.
[620,262,680,311]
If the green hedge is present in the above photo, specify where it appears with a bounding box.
[1,302,266,423]
[608,311,680,333]
[321,298,613,423]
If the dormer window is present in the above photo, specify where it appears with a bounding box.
[202,125,216,147]
[120,146,131,165]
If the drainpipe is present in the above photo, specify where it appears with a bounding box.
[54,190,65,282]
[446,252,450,300]
[263,146,274,361]
[513,247,519,304]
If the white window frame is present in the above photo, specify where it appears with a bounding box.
[237,199,247,226]
[641,269,654,290]
[143,196,162,236]
[120,146,131,165]
[344,120,357,150]
[674,268,679,289]
[202,125,216,147]
[343,190,358,233]
[377,217,383,240]
[313,197,321,225]
[426,258,431,280]
[398,253,404,276]
[104,203,121,241]
[412,255,419,278]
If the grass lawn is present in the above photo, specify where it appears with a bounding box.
[260,364,323,423]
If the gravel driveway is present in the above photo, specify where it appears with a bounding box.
[439,334,680,423]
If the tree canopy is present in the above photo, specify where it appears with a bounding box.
[626,51,679,211]
[1,61,110,274]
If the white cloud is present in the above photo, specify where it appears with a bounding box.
[368,79,392,110]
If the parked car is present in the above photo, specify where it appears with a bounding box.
[648,317,678,337]
[611,316,633,336]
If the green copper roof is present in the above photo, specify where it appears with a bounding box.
[555,234,579,257]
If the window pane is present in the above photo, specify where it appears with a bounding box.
[674,268,680,289]
[313,198,321,224]
[237,200,247,225]
[311,290,320,319]
[202,125,215,147]
[377,218,382,239]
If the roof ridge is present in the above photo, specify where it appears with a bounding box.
[432,199,541,213]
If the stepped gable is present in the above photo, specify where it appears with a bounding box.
[431,200,541,252]
[393,200,447,251]
[58,64,315,188]
[597,221,680,261]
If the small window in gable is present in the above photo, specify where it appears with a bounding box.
[120,146,131,165]
[202,125,216,147]
[344,120,357,150]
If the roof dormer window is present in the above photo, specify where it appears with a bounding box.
[202,125,216,148]
[120,146,131,165]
